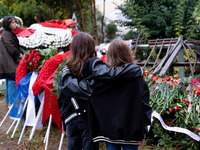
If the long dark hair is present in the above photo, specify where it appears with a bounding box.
[107,39,134,67]
[66,32,96,76]
[2,16,14,32]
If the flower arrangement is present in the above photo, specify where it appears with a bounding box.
[15,59,28,87]
[18,24,73,48]
[38,19,75,29]
[15,48,58,87]
[13,27,26,34]
[144,71,200,149]
[32,51,70,96]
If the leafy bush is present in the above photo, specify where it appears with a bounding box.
[144,71,200,149]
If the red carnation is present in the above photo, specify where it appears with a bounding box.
[196,87,200,94]
[135,50,138,53]
[144,71,151,76]
[175,106,179,112]
[151,76,159,82]
[166,122,171,126]
[166,76,171,81]
[176,144,180,148]
[171,83,177,87]
[190,127,194,130]
[197,129,200,132]
[24,53,29,59]
[169,108,174,113]
[36,56,41,60]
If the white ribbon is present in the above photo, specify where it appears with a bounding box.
[36,91,45,129]
[25,71,38,126]
[152,111,200,141]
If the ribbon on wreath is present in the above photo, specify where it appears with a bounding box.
[152,111,200,141]
[10,72,32,119]
[25,71,38,126]
[42,69,61,128]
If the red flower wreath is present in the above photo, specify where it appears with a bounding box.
[15,59,28,87]
[15,49,55,87]
[32,51,70,96]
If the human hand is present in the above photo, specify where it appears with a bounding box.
[16,23,20,29]
[139,139,145,146]
[17,53,23,62]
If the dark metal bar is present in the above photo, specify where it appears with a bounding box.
[137,62,200,66]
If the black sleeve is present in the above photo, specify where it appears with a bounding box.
[83,58,143,80]
[58,58,144,101]
[58,68,91,101]
[142,80,152,136]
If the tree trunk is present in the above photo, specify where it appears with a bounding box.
[89,0,99,45]
[74,0,87,31]
[101,0,105,43]
[62,0,73,19]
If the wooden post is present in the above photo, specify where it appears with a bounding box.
[178,49,185,77]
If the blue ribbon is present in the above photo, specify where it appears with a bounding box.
[10,72,32,119]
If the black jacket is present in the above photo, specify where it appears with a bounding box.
[88,76,151,145]
[58,57,143,131]
[0,30,23,80]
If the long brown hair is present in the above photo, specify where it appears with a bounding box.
[107,39,134,67]
[66,32,97,76]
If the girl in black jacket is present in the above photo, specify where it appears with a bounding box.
[88,39,152,150]
[58,32,144,150]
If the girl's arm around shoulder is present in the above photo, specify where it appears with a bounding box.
[84,58,143,80]
[58,67,91,101]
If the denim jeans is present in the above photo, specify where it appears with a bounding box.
[106,142,138,150]
[6,79,16,105]
[66,115,99,150]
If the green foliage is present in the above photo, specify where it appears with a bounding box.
[105,22,117,41]
[35,48,58,72]
[118,0,200,39]
[52,57,68,96]
[121,30,140,40]
[144,73,200,149]
[0,3,10,19]
[17,0,52,27]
